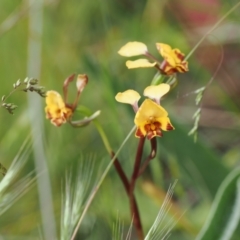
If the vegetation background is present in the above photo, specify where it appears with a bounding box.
[0,0,240,239]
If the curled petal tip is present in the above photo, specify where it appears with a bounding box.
[167,123,174,131]
[64,74,76,87]
[76,74,88,93]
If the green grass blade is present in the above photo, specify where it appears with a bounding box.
[61,156,94,240]
[196,168,240,240]
[145,181,178,240]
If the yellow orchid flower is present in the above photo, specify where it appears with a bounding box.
[115,83,174,139]
[45,91,73,127]
[156,43,188,75]
[45,74,89,127]
[118,41,188,75]
[134,99,174,139]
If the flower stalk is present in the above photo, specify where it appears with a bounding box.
[94,121,144,239]
[129,137,146,240]
[138,137,157,177]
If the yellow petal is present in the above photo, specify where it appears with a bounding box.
[118,42,148,57]
[126,59,156,69]
[159,117,174,131]
[156,43,176,67]
[173,49,185,63]
[134,99,168,134]
[45,91,65,110]
[115,90,141,105]
[156,43,172,54]
[143,83,170,102]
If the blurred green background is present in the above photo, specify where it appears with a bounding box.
[1,0,240,239]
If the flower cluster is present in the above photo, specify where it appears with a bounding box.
[118,41,188,75]
[45,42,188,140]
[45,74,100,127]
[115,84,174,139]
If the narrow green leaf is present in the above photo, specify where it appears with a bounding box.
[196,168,240,240]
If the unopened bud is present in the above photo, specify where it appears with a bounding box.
[9,105,18,110]
[16,79,21,87]
[24,77,29,84]
[33,86,44,91]
[29,78,38,85]
[76,74,88,93]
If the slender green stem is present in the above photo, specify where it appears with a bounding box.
[1,87,23,103]
[93,122,143,239]
[93,120,129,193]
[71,126,136,240]
[185,2,240,61]
[93,120,112,154]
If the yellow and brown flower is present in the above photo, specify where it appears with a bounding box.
[45,91,73,127]
[118,41,188,75]
[45,74,88,127]
[115,83,174,139]
[134,99,174,139]
[156,43,188,75]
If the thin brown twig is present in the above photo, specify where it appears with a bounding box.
[137,137,157,177]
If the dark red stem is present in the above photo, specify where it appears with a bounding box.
[129,137,146,240]
[110,150,144,240]
[110,151,130,193]
[137,137,157,177]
